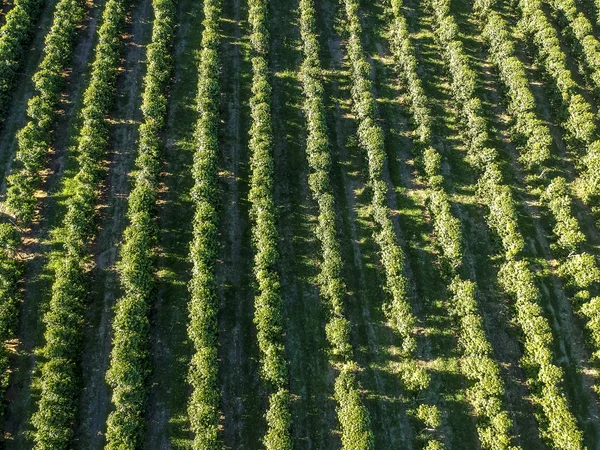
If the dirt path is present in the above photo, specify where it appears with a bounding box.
[216,0,266,447]
[268,0,339,447]
[2,0,107,445]
[75,0,153,447]
[138,0,206,448]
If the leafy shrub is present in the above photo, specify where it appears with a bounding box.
[247,0,292,446]
[105,1,176,448]
[185,0,222,448]
[299,2,373,445]
[433,0,583,446]
[30,0,129,447]
[6,0,86,224]
[0,224,22,418]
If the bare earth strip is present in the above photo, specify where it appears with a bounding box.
[75,0,154,447]
[316,0,415,447]
[217,0,265,446]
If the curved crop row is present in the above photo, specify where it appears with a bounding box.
[387,1,518,447]
[104,0,175,448]
[476,0,600,389]
[0,0,43,124]
[5,0,86,225]
[342,0,416,359]
[543,178,600,360]
[247,0,292,447]
[430,0,584,447]
[341,0,443,446]
[517,0,600,203]
[30,0,129,447]
[389,0,462,265]
[517,0,595,143]
[184,0,222,448]
[299,0,374,447]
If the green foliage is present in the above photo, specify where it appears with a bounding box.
[387,6,519,446]
[342,0,415,356]
[498,261,583,449]
[30,0,129,447]
[478,0,600,405]
[342,1,449,446]
[516,0,595,142]
[541,177,585,253]
[389,0,431,144]
[416,404,441,429]
[263,389,293,450]
[299,2,374,445]
[558,253,600,289]
[6,0,86,224]
[0,223,22,418]
[334,365,375,450]
[424,441,444,450]
[105,0,175,448]
[580,297,600,361]
[432,0,526,261]
[389,0,463,267]
[547,0,600,96]
[513,0,600,202]
[247,0,292,446]
[449,278,518,450]
[185,0,222,448]
[300,0,351,360]
[432,1,583,447]
[478,9,552,169]
[0,0,43,121]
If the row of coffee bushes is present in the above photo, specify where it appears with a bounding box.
[299,0,374,447]
[0,224,22,421]
[517,0,600,203]
[389,0,462,264]
[341,0,442,447]
[104,0,175,448]
[185,0,222,448]
[478,9,553,170]
[247,0,292,447]
[29,0,129,448]
[543,179,600,362]
[431,0,584,447]
[476,0,600,396]
[388,1,517,447]
[0,4,86,425]
[6,0,86,224]
[546,0,600,95]
[0,0,43,122]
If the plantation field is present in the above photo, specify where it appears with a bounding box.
[2,0,600,448]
